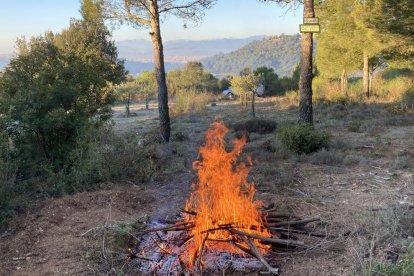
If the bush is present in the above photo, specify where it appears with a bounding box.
[285,90,299,105]
[362,244,414,276]
[401,87,414,111]
[0,125,160,228]
[348,120,364,132]
[380,204,414,238]
[171,89,209,115]
[232,118,277,134]
[279,124,330,154]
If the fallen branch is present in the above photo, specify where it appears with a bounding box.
[262,211,299,218]
[195,233,209,271]
[264,216,321,228]
[241,235,279,275]
[269,227,332,238]
[181,208,197,216]
[230,229,307,248]
[140,222,195,234]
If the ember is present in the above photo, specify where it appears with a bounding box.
[129,122,324,275]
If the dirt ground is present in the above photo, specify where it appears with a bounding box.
[0,99,413,275]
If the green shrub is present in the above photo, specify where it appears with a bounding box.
[0,125,160,228]
[285,90,299,105]
[362,244,414,276]
[279,124,330,154]
[348,120,364,132]
[233,118,277,134]
[172,89,209,115]
[401,86,414,111]
[0,123,17,230]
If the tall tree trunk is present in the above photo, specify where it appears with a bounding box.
[341,69,348,97]
[369,68,374,97]
[251,92,255,118]
[363,51,370,99]
[150,0,170,142]
[299,0,314,124]
[145,97,150,110]
[126,92,131,117]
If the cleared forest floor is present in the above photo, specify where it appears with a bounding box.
[1,98,413,275]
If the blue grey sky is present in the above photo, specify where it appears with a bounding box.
[0,0,302,54]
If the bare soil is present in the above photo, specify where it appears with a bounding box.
[0,99,413,275]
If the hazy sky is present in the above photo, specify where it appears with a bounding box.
[0,0,303,54]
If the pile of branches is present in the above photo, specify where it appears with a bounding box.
[127,206,328,275]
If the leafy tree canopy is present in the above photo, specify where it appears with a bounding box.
[0,7,126,175]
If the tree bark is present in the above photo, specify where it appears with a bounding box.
[341,69,348,97]
[150,0,170,142]
[369,68,374,97]
[299,0,314,124]
[126,92,131,117]
[145,97,150,110]
[363,51,370,99]
[251,91,255,118]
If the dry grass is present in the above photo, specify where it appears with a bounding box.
[3,92,414,275]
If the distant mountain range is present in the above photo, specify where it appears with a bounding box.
[116,36,265,75]
[202,34,301,77]
[0,35,301,77]
[115,35,265,63]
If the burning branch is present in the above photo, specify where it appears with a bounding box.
[128,122,328,274]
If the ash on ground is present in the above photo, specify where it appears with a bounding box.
[130,222,267,275]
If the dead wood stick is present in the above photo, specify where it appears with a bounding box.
[230,229,307,248]
[12,257,28,261]
[261,211,298,218]
[241,235,279,275]
[195,233,209,271]
[127,253,156,262]
[163,226,195,232]
[207,238,234,242]
[140,222,194,234]
[263,218,284,222]
[200,225,234,234]
[151,237,172,255]
[269,227,331,238]
[264,216,321,228]
[232,241,255,256]
[181,208,197,216]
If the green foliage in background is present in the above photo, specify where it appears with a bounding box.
[253,66,281,96]
[167,62,219,95]
[315,0,362,78]
[0,0,128,227]
[172,89,209,115]
[365,0,414,69]
[0,15,125,177]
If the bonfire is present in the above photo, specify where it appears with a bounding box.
[128,122,322,275]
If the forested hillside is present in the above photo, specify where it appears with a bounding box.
[116,36,265,62]
[203,34,300,76]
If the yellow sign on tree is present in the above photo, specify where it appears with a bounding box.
[300,24,320,33]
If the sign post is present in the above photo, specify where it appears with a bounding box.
[300,17,320,33]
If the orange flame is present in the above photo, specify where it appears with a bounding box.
[184,121,270,266]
